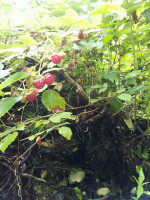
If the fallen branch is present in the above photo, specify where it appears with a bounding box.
[60,70,89,104]
[22,173,46,183]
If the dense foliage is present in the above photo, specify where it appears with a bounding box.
[0,0,150,199]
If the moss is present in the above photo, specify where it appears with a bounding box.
[34,185,52,200]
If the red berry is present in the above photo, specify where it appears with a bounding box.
[120,53,123,57]
[78,32,84,40]
[44,73,55,86]
[34,80,45,89]
[26,93,36,102]
[51,54,62,64]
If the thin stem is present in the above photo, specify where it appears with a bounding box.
[128,0,137,125]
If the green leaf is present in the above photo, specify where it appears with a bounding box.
[0,96,22,118]
[16,124,25,131]
[74,187,82,200]
[110,97,123,112]
[59,9,80,26]
[19,35,37,46]
[41,90,65,110]
[129,85,147,95]
[0,72,28,90]
[90,3,125,15]
[98,83,108,93]
[103,35,113,45]
[139,170,145,185]
[0,124,24,139]
[125,70,141,79]
[35,120,45,128]
[142,8,150,21]
[58,126,72,140]
[124,118,134,131]
[50,112,76,123]
[146,104,150,114]
[117,93,132,101]
[0,131,18,153]
[137,185,143,199]
[126,78,137,85]
[117,88,126,94]
[103,72,117,82]
[144,191,150,196]
[142,152,149,160]
[0,127,16,138]
[136,165,142,174]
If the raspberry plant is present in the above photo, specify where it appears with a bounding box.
[0,1,150,199]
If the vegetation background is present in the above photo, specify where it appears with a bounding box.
[0,0,150,199]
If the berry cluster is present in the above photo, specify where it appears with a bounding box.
[16,54,62,103]
[27,73,55,102]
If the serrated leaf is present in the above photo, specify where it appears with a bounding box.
[103,72,117,82]
[0,72,28,90]
[125,70,141,79]
[129,85,147,95]
[0,131,18,153]
[41,90,65,110]
[117,93,131,101]
[58,126,72,140]
[0,96,22,118]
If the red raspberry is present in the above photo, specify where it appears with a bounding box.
[51,54,62,64]
[78,32,84,40]
[44,73,55,86]
[26,93,36,102]
[34,80,45,89]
